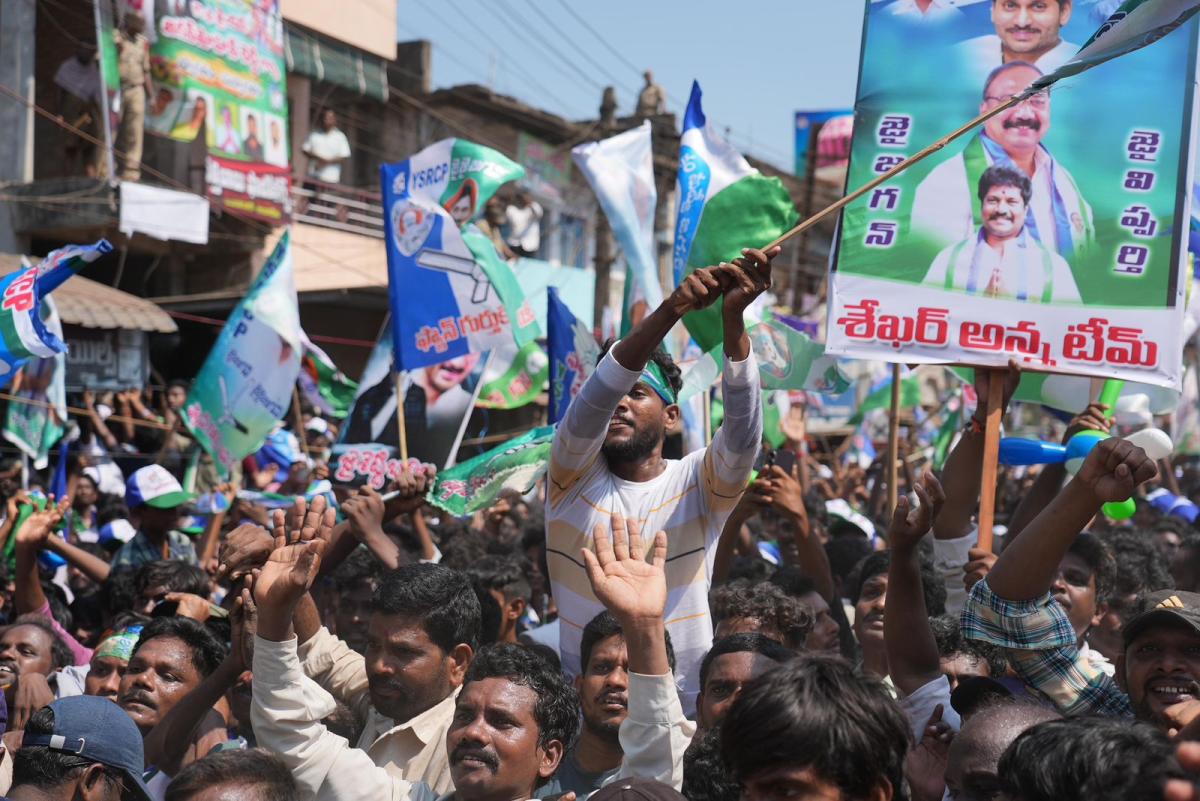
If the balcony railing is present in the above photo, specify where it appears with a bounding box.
[292,176,384,238]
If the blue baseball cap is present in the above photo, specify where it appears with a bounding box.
[21,695,152,800]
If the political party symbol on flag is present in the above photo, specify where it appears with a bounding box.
[184,231,303,474]
[572,122,663,329]
[381,139,539,372]
[0,240,112,380]
[850,370,922,424]
[547,287,600,424]
[299,336,359,418]
[427,425,554,517]
[673,81,796,352]
[678,315,849,402]
[477,341,549,410]
[1033,0,1200,89]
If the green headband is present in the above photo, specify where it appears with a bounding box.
[639,361,677,405]
[95,626,142,662]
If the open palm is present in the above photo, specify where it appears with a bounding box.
[582,513,667,624]
[253,535,325,613]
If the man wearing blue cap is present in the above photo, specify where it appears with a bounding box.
[8,695,153,800]
[546,245,777,711]
[113,466,197,570]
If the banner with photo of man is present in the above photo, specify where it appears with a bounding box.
[142,0,291,222]
[827,0,1198,389]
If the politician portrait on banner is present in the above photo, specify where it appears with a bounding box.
[828,0,1198,388]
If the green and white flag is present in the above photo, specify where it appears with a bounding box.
[477,341,549,410]
[300,337,359,418]
[673,82,796,353]
[678,315,849,402]
[850,371,922,424]
[427,425,553,517]
[3,298,67,470]
[1033,0,1200,90]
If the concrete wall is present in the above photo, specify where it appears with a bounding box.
[281,0,396,60]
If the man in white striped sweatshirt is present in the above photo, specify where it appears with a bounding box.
[546,245,777,712]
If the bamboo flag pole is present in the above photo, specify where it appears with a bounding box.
[292,387,310,460]
[975,372,1006,553]
[393,371,410,463]
[886,364,902,515]
[763,93,1026,251]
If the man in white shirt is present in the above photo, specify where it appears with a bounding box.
[546,245,774,713]
[924,164,1081,303]
[958,0,1079,84]
[504,192,543,258]
[303,109,352,185]
[911,61,1093,260]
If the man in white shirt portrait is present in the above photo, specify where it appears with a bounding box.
[958,0,1079,83]
[924,164,1081,303]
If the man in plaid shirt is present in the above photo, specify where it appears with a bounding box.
[963,437,1200,734]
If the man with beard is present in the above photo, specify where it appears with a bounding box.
[546,246,776,711]
[924,165,1081,302]
[291,562,480,795]
[963,437,1200,737]
[912,61,1094,261]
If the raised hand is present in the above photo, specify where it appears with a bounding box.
[343,486,386,542]
[216,523,273,581]
[1073,437,1158,504]
[888,471,945,553]
[971,360,1021,425]
[581,513,667,627]
[16,497,69,549]
[252,532,326,617]
[383,461,436,516]
[721,246,780,318]
[229,576,257,671]
[1063,402,1112,444]
[667,266,734,316]
[905,704,954,801]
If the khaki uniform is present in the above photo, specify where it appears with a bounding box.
[114,30,149,181]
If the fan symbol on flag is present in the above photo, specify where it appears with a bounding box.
[415,248,493,304]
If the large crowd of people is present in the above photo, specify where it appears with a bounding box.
[0,246,1198,801]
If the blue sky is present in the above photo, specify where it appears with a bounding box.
[395,1,867,172]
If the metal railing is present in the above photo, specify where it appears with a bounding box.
[291,176,384,238]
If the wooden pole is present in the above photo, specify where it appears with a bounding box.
[764,94,1024,252]
[393,371,409,462]
[702,388,713,445]
[886,364,901,514]
[976,371,1006,552]
[291,387,310,459]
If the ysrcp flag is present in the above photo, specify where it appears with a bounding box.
[572,122,663,313]
[547,287,599,424]
[477,341,549,410]
[1033,0,1200,89]
[0,240,112,382]
[382,139,539,372]
[673,82,796,352]
[3,298,68,469]
[427,425,554,517]
[826,1,1197,389]
[184,231,303,473]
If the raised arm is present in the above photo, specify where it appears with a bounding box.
[754,464,835,602]
[44,535,111,585]
[988,438,1156,603]
[582,514,695,790]
[884,471,947,697]
[932,365,1019,541]
[13,499,69,616]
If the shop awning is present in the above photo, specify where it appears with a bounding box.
[0,255,177,333]
[285,24,389,102]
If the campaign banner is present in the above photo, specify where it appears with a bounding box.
[827,1,1198,389]
[183,231,302,473]
[337,331,487,470]
[143,0,290,222]
[3,299,67,470]
[381,139,540,372]
[426,425,554,517]
[476,341,548,410]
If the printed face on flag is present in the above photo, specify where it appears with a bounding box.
[382,139,539,373]
[825,1,1197,389]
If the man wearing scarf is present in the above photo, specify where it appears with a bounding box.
[925,164,1081,302]
[912,61,1094,263]
[546,247,776,713]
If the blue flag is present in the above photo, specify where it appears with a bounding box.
[547,287,599,424]
[0,240,112,383]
